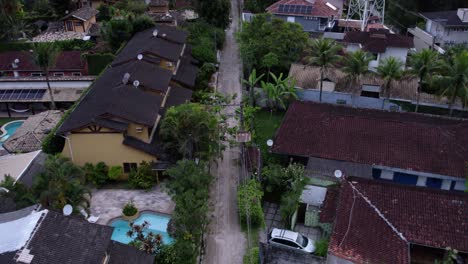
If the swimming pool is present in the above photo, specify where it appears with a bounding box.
[110,212,173,245]
[0,120,24,147]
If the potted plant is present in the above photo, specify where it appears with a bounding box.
[122,201,139,221]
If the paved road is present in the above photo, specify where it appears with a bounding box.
[204,0,247,263]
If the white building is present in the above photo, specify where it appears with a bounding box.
[343,29,414,71]
[408,8,468,52]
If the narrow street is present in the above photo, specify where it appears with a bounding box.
[204,0,247,262]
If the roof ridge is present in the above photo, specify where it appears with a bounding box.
[346,180,408,242]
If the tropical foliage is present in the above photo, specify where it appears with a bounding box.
[33,155,90,211]
[261,73,297,110]
[304,38,342,102]
[237,179,265,228]
[194,0,231,29]
[185,20,225,64]
[122,201,138,216]
[342,50,371,93]
[32,42,60,109]
[376,57,404,109]
[277,164,307,227]
[0,175,35,210]
[83,162,109,187]
[314,238,329,257]
[128,161,156,190]
[127,221,163,255]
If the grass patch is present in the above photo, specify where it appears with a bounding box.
[253,109,286,165]
[242,227,260,264]
[391,100,468,118]
[0,118,18,127]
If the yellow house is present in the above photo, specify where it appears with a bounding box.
[62,6,99,33]
[57,25,198,173]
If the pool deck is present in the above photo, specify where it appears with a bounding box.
[90,185,175,225]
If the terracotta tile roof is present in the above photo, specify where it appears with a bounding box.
[318,185,339,223]
[0,51,86,72]
[272,101,468,178]
[344,29,414,53]
[266,0,340,18]
[329,177,468,263]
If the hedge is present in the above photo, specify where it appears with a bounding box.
[86,53,115,75]
[237,179,265,228]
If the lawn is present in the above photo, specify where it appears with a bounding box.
[0,118,18,127]
[253,109,286,166]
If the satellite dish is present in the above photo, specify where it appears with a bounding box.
[334,170,343,178]
[63,204,73,216]
[137,54,143,60]
[14,59,20,64]
[133,80,140,88]
[266,139,274,147]
[152,29,158,37]
[122,72,131,84]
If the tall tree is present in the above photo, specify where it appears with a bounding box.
[243,69,264,107]
[304,38,342,102]
[376,57,404,110]
[50,0,75,17]
[342,50,371,93]
[32,43,60,110]
[194,0,231,29]
[433,51,468,116]
[261,52,279,82]
[408,49,441,112]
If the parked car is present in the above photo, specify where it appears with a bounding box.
[268,228,315,253]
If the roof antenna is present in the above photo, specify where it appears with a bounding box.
[137,54,143,60]
[133,80,140,88]
[122,73,130,84]
[152,29,158,37]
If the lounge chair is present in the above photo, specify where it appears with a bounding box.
[79,209,100,223]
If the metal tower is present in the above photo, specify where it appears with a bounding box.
[345,0,386,31]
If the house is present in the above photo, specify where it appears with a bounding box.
[408,8,468,52]
[57,25,198,171]
[0,207,154,264]
[271,101,468,191]
[0,51,89,77]
[266,0,342,32]
[148,0,169,14]
[61,6,99,34]
[3,111,63,153]
[343,29,414,70]
[327,177,468,264]
[0,75,95,117]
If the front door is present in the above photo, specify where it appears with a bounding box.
[66,21,74,31]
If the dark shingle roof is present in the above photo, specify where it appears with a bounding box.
[27,210,113,264]
[421,10,468,27]
[173,47,198,88]
[0,51,86,72]
[61,6,99,21]
[344,29,414,53]
[107,241,154,264]
[329,177,468,263]
[272,101,468,178]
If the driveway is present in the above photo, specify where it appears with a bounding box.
[204,0,247,262]
[89,185,175,225]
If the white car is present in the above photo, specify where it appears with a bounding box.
[268,228,315,254]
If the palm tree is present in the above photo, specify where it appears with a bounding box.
[242,69,264,107]
[433,51,468,116]
[376,57,404,109]
[408,49,441,112]
[304,38,342,102]
[32,43,60,110]
[342,50,371,105]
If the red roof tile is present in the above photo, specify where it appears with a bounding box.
[344,29,414,53]
[272,101,468,178]
[0,51,85,72]
[329,177,468,263]
[319,186,339,223]
[266,0,340,18]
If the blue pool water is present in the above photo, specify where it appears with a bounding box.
[0,121,24,147]
[110,212,173,245]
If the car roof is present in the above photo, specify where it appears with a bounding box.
[271,228,299,241]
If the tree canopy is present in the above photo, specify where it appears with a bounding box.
[194,0,231,29]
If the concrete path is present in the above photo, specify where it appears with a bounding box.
[204,0,247,263]
[89,185,175,225]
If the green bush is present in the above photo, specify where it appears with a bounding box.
[83,162,109,187]
[108,166,123,181]
[132,15,155,34]
[314,238,329,257]
[102,19,133,51]
[237,179,265,228]
[196,62,216,90]
[192,37,217,64]
[86,53,115,75]
[128,161,155,189]
[0,175,35,210]
[122,201,138,216]
[243,247,259,264]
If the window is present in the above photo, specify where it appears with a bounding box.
[74,22,82,27]
[287,16,295,23]
[278,239,299,248]
[72,72,82,76]
[53,72,64,77]
[426,177,442,189]
[123,163,137,173]
[31,73,45,77]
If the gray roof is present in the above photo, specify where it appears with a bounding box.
[3,111,63,153]
[421,10,468,27]
[107,241,154,264]
[62,6,99,21]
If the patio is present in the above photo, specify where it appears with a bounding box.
[89,185,175,225]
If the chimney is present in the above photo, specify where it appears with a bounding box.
[457,8,468,22]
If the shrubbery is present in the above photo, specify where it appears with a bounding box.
[131,15,155,34]
[108,166,123,181]
[237,179,265,228]
[184,21,225,64]
[128,161,156,189]
[195,62,216,90]
[243,247,259,264]
[83,162,109,187]
[314,238,329,257]
[123,201,138,216]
